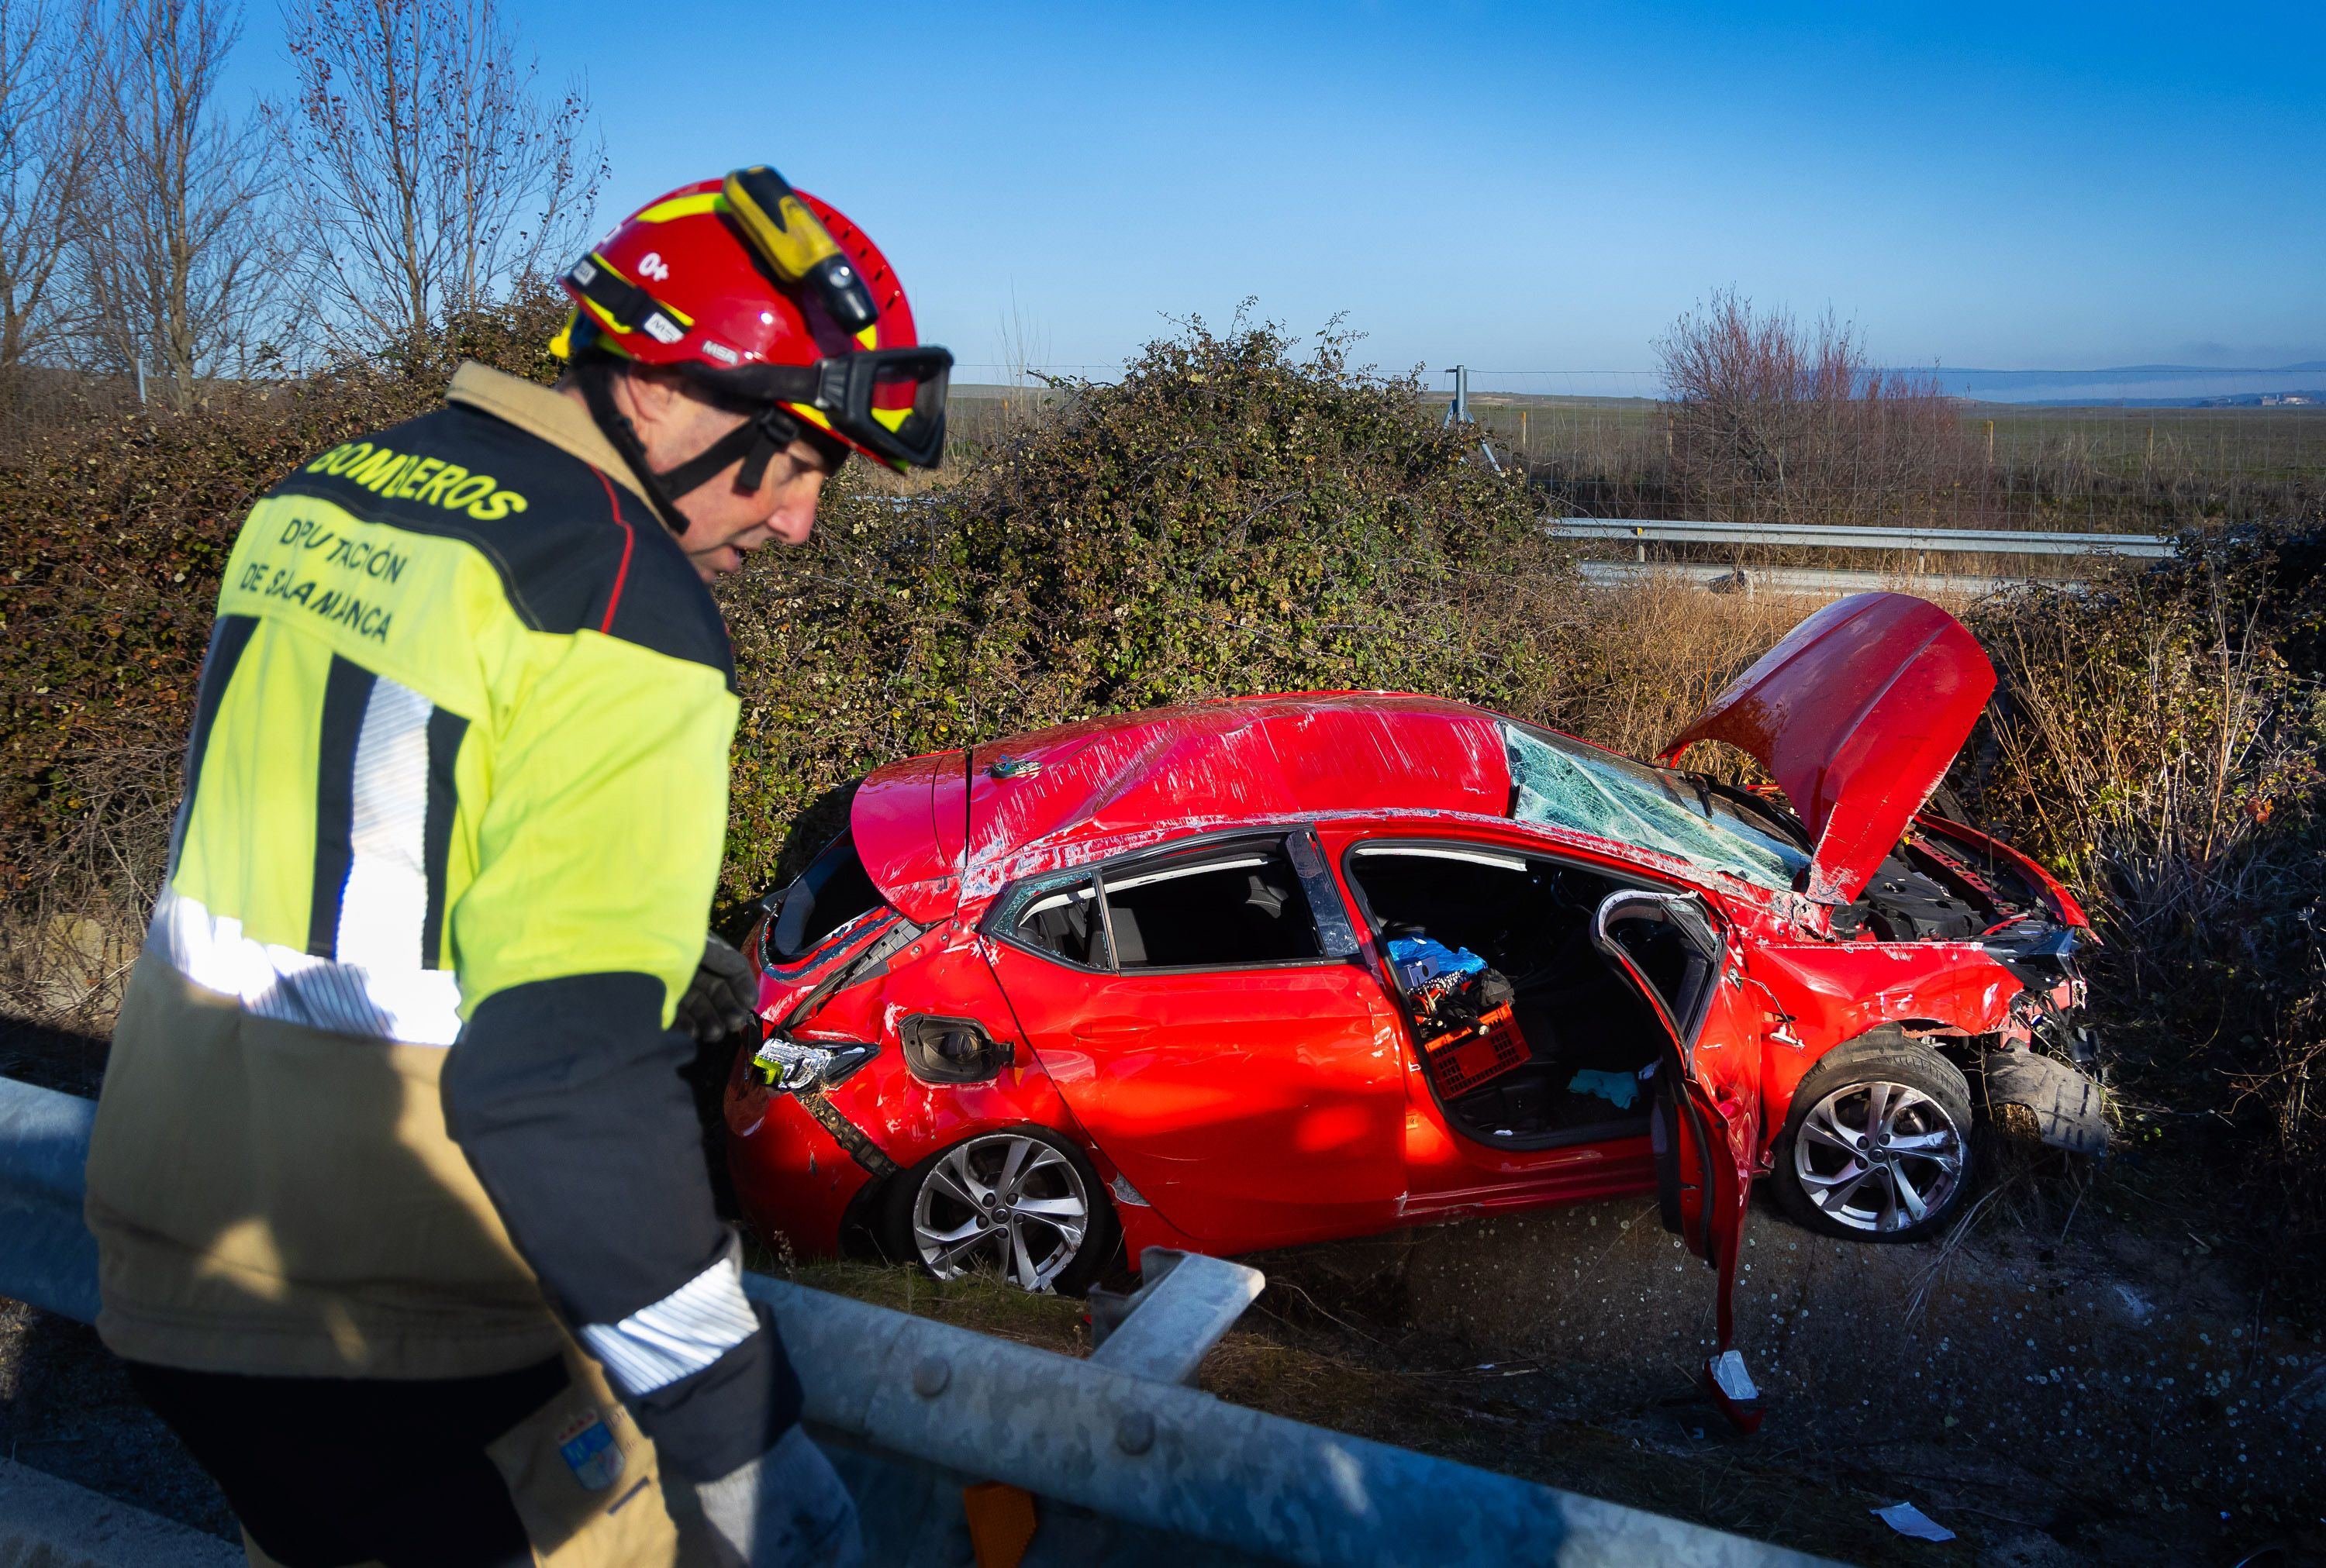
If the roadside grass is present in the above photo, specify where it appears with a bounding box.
[773,1256,1089,1356]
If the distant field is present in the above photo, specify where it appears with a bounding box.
[1439,394,2326,532]
[1437,392,2326,479]
[934,383,2326,531]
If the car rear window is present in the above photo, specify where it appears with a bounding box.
[1010,876,1111,969]
[768,831,888,962]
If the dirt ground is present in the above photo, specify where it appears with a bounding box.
[9,1168,2322,1565]
[1233,1187,2326,1566]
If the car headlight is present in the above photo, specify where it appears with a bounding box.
[750,1035,878,1093]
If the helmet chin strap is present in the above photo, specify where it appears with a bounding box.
[576,359,797,538]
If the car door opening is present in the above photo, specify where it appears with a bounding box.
[1347,843,1692,1150]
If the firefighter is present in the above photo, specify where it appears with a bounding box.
[83,167,951,1566]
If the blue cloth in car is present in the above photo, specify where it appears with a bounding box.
[1567,1068,1641,1111]
[1386,936,1487,995]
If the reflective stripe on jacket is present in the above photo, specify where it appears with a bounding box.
[86,364,799,1481]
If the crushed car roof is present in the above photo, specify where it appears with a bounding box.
[852,693,1514,918]
[852,592,2001,921]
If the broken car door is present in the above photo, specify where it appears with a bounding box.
[1590,889,1765,1419]
[983,832,1406,1251]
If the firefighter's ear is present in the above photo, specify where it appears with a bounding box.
[616,364,693,428]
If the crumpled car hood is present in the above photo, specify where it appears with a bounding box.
[1658,592,1996,906]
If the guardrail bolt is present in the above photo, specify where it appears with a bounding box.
[912,1356,951,1398]
[1115,1410,1156,1456]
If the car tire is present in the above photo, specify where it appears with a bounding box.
[882,1125,1118,1295]
[1774,1029,1974,1243]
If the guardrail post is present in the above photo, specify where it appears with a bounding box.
[1087,1248,1266,1385]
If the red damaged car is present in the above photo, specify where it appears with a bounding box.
[720,592,2105,1345]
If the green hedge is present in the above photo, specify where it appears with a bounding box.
[714,319,1576,901]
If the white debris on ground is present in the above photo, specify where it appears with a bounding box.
[1872,1501,1956,1542]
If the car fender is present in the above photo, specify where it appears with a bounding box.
[1911,814,2093,930]
[811,921,1098,1173]
[1742,939,2025,1142]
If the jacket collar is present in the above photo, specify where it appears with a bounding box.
[445,362,651,506]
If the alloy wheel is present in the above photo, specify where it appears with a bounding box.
[1790,1079,1965,1234]
[910,1132,1091,1291]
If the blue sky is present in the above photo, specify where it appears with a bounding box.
[228,2,2325,386]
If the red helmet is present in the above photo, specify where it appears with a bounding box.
[556,167,951,475]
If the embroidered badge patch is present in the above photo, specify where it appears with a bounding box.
[556,1411,626,1491]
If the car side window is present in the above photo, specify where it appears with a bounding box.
[1007,873,1111,969]
[1102,840,1322,970]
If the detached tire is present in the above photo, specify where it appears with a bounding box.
[1775,1029,1974,1242]
[882,1125,1117,1295]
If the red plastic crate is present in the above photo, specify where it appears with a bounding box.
[1423,1003,1529,1098]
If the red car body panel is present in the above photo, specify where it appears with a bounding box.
[725,1077,869,1257]
[849,752,963,924]
[989,937,1408,1249]
[726,594,2094,1385]
[1660,591,1998,906]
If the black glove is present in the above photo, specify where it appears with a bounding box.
[677,934,759,1043]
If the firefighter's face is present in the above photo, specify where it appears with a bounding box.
[619,370,837,581]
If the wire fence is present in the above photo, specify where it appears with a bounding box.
[946,362,2326,536]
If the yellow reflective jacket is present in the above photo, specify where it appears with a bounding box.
[86,364,797,1484]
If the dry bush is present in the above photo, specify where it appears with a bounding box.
[1965,523,2326,1253]
[1547,576,1825,763]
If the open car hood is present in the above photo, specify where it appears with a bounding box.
[1657,592,1996,906]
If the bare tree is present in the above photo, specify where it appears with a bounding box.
[73,0,278,409]
[1655,288,1974,527]
[0,0,102,381]
[273,0,605,353]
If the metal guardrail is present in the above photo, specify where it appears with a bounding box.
[1575,560,2086,599]
[0,1074,1836,1566]
[0,1075,98,1325]
[1545,516,2175,558]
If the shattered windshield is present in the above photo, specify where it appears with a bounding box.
[1503,724,1807,893]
